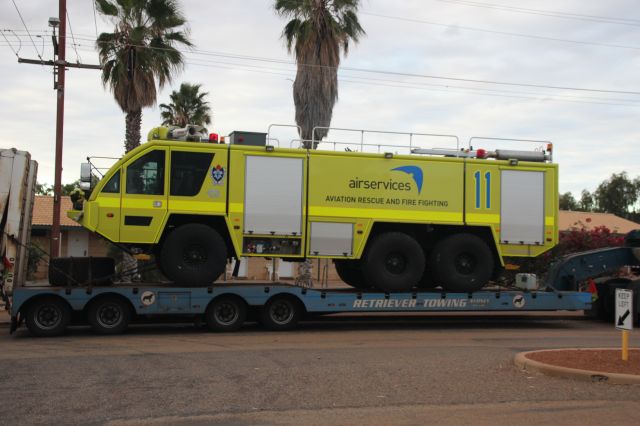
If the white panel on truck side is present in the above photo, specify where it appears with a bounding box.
[244,156,303,235]
[309,222,353,256]
[500,170,544,245]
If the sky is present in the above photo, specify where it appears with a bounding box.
[0,0,639,198]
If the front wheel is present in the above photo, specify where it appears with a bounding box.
[260,296,303,331]
[205,296,247,332]
[429,233,494,292]
[25,297,71,337]
[160,224,227,285]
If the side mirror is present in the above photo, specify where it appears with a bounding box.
[79,181,91,191]
[80,163,92,182]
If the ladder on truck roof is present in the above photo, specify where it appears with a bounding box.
[266,124,553,162]
[0,148,38,310]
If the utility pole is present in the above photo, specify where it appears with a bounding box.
[17,0,100,258]
[51,0,66,258]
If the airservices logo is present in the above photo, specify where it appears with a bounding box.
[347,165,424,194]
[391,166,424,194]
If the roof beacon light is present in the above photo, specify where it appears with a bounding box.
[209,133,219,143]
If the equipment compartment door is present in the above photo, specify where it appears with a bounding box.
[244,156,303,235]
[500,170,544,245]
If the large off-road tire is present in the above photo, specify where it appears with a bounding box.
[361,232,425,292]
[429,233,494,292]
[205,295,247,332]
[260,295,303,331]
[87,295,131,335]
[159,224,227,285]
[25,296,71,337]
[334,260,369,289]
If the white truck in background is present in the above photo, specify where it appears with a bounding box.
[0,149,38,309]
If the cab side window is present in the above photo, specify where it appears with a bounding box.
[102,169,121,193]
[126,150,165,195]
[170,151,214,196]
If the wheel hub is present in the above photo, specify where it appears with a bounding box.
[215,303,239,325]
[35,305,61,329]
[183,245,207,266]
[97,304,121,328]
[271,301,293,324]
[455,253,476,275]
[385,252,407,274]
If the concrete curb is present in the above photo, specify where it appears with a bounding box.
[515,349,640,385]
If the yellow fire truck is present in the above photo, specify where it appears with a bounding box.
[69,126,558,293]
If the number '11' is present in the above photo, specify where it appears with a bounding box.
[474,171,491,209]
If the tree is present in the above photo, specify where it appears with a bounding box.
[594,172,639,219]
[160,82,211,127]
[95,0,193,153]
[559,192,578,211]
[35,182,52,196]
[579,190,594,212]
[275,0,365,148]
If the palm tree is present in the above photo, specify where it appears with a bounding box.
[160,83,212,127]
[95,0,193,152]
[275,0,365,148]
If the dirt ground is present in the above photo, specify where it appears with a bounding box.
[527,348,640,375]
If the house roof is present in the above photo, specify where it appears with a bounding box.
[32,196,81,228]
[559,210,639,234]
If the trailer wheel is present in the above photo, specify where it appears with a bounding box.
[87,296,131,335]
[260,296,303,331]
[361,232,425,292]
[25,297,71,337]
[334,260,369,289]
[205,296,247,332]
[429,233,493,292]
[160,224,227,285]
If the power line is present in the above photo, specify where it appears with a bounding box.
[362,12,640,51]
[11,0,42,60]
[8,29,640,97]
[66,10,82,63]
[0,30,20,57]
[431,0,640,27]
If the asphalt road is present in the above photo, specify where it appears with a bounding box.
[1,314,640,425]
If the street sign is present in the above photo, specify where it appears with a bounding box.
[615,289,633,331]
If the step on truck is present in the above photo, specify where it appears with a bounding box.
[2,129,638,337]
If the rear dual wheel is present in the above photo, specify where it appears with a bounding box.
[205,296,247,332]
[429,233,494,292]
[87,296,131,335]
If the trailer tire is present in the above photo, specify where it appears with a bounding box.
[87,295,131,335]
[429,233,493,292]
[361,232,425,292]
[25,296,71,337]
[334,260,369,289]
[205,296,247,332]
[260,296,303,331]
[160,224,227,285]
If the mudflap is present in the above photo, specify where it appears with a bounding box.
[10,314,18,334]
